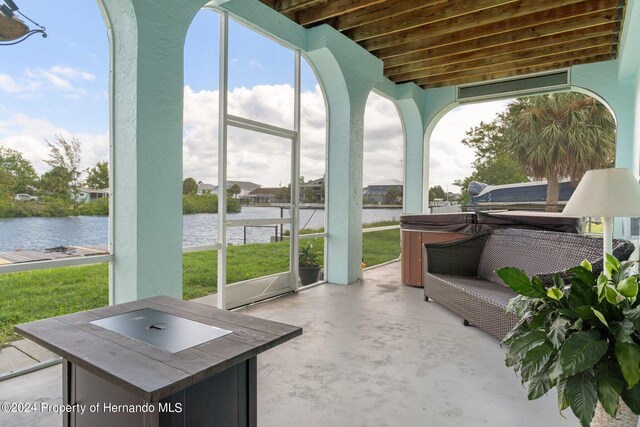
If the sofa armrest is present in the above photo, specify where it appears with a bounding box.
[423,234,490,277]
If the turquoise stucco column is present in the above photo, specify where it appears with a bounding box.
[397,85,428,214]
[572,61,638,174]
[98,0,206,304]
[571,60,639,238]
[420,87,458,212]
[374,81,428,214]
[306,27,382,285]
[374,81,456,214]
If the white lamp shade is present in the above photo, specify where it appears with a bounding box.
[563,168,640,217]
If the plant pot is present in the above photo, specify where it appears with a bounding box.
[591,401,639,427]
[299,266,320,286]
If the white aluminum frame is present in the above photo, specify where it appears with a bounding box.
[216,13,306,309]
[0,254,113,274]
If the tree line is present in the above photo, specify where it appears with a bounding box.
[0,136,108,200]
[0,137,240,218]
[454,92,615,211]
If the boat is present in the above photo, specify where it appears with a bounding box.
[468,179,576,206]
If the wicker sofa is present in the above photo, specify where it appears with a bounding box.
[423,228,635,340]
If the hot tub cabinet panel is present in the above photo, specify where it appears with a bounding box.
[16,296,302,427]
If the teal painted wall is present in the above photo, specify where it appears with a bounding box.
[99,0,207,303]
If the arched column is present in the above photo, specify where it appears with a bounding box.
[98,0,207,304]
[571,61,639,175]
[306,27,382,285]
[393,84,428,214]
[375,81,457,214]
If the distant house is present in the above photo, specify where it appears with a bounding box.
[364,179,403,204]
[197,182,216,195]
[227,180,261,197]
[249,187,282,204]
[196,181,261,199]
[300,177,324,203]
[73,187,109,204]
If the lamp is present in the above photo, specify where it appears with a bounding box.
[0,0,46,46]
[563,168,640,258]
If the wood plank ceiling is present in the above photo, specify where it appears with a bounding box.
[258,0,626,89]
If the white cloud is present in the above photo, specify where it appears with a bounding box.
[248,59,263,69]
[183,85,410,188]
[0,82,506,194]
[0,73,23,93]
[364,92,403,185]
[2,66,96,99]
[429,100,510,191]
[50,65,96,81]
[183,85,508,190]
[0,113,108,176]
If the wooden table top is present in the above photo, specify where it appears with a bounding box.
[16,295,302,402]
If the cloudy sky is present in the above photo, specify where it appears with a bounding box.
[0,1,510,192]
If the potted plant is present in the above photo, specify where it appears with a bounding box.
[497,255,640,427]
[299,242,321,286]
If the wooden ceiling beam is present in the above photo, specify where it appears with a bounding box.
[296,0,387,26]
[384,27,617,77]
[380,10,618,67]
[411,47,615,87]
[389,36,615,82]
[336,0,449,32]
[274,0,326,14]
[361,0,617,51]
[348,0,518,42]
[373,2,621,59]
[422,54,615,88]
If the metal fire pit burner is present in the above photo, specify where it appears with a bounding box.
[90,308,232,353]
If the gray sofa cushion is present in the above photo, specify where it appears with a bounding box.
[429,273,516,309]
[477,228,604,284]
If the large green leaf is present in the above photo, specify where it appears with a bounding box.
[574,306,598,324]
[580,260,592,272]
[615,341,640,388]
[605,253,621,278]
[502,316,529,345]
[559,331,608,376]
[547,287,563,301]
[521,342,555,382]
[506,331,547,367]
[567,369,598,427]
[597,273,609,302]
[569,277,596,307]
[618,277,639,299]
[553,274,564,290]
[558,308,580,320]
[591,308,608,328]
[528,368,554,400]
[611,318,635,344]
[496,267,546,298]
[621,383,640,415]
[624,306,640,330]
[618,260,637,281]
[557,376,569,412]
[605,286,623,305]
[595,362,624,418]
[547,316,570,350]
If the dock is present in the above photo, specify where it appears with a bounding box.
[0,245,108,266]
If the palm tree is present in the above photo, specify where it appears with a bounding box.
[505,92,616,211]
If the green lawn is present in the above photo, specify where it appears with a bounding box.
[0,232,399,347]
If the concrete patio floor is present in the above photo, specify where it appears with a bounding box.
[0,262,576,426]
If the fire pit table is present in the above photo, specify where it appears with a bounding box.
[16,295,302,427]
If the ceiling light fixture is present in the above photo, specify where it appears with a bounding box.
[0,0,46,46]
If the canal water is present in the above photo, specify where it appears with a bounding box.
[0,207,401,252]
